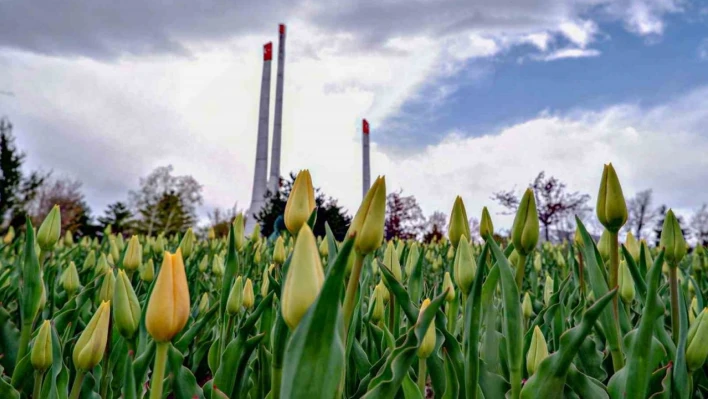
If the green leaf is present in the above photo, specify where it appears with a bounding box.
[407,252,424,304]
[401,372,423,399]
[280,236,354,399]
[167,343,203,399]
[0,306,20,374]
[672,286,690,399]
[464,242,489,399]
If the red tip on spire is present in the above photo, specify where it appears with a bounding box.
[362,119,370,134]
[264,42,273,61]
[279,24,286,35]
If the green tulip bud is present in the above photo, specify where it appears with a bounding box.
[383,241,402,281]
[114,270,141,339]
[660,209,687,267]
[448,196,470,248]
[97,270,115,303]
[242,278,255,310]
[573,225,584,249]
[596,163,628,233]
[527,326,549,375]
[395,241,405,262]
[347,176,386,255]
[416,299,436,358]
[232,213,245,251]
[453,236,476,296]
[318,238,329,258]
[522,292,533,319]
[405,243,420,276]
[141,258,155,282]
[479,206,494,238]
[543,275,554,306]
[690,297,698,325]
[73,301,111,371]
[179,228,195,260]
[3,226,15,244]
[198,256,208,272]
[109,237,120,265]
[509,250,520,269]
[442,272,456,302]
[686,308,708,371]
[198,292,209,315]
[273,236,286,264]
[533,253,542,273]
[250,223,261,244]
[281,225,324,329]
[597,229,611,263]
[116,234,125,252]
[83,250,96,271]
[618,261,635,304]
[226,276,244,315]
[37,205,61,251]
[61,261,81,294]
[371,284,386,323]
[261,267,271,297]
[152,234,165,254]
[64,230,74,247]
[31,320,53,372]
[212,256,224,277]
[511,189,539,256]
[625,232,640,262]
[123,235,142,272]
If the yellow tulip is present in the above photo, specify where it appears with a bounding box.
[281,225,324,329]
[73,301,111,370]
[347,176,386,255]
[284,170,316,235]
[146,250,190,342]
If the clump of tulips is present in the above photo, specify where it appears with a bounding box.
[0,165,707,399]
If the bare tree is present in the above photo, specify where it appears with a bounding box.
[492,172,590,242]
[468,217,481,243]
[625,189,656,241]
[691,204,708,246]
[423,211,446,243]
[129,165,203,236]
[385,190,426,240]
[31,177,92,234]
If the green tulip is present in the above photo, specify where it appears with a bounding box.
[448,196,470,248]
[660,209,687,266]
[37,205,61,251]
[511,189,539,256]
[114,269,141,339]
[596,163,628,232]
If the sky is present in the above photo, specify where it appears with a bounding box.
[1,0,707,232]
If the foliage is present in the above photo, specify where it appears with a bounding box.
[385,189,426,240]
[97,201,134,235]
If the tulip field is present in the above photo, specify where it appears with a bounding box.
[1,165,708,398]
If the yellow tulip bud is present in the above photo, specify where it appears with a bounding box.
[141,258,155,282]
[212,256,224,277]
[453,236,476,296]
[31,320,53,372]
[446,245,455,262]
[233,214,245,251]
[109,238,120,265]
[511,189,539,256]
[371,284,386,323]
[596,163,628,232]
[573,225,584,249]
[533,253,542,273]
[64,230,74,247]
[442,272,455,302]
[480,206,494,238]
[383,241,403,281]
[522,292,533,319]
[251,223,261,244]
[152,234,165,254]
[417,299,436,358]
[146,250,190,342]
[227,276,244,315]
[3,226,15,244]
[319,237,329,258]
[686,308,708,371]
[405,243,420,277]
[177,229,194,260]
[37,205,61,251]
[625,232,640,262]
[114,270,141,339]
[347,176,386,255]
[83,250,96,271]
[116,234,125,252]
[242,278,255,310]
[395,241,405,262]
[619,261,635,304]
[73,301,111,370]
[97,270,115,303]
[198,293,210,315]
[281,225,324,329]
[62,261,81,294]
[273,236,286,264]
[198,256,208,272]
[208,227,216,240]
[123,235,142,272]
[284,170,316,235]
[597,229,611,263]
[448,196,470,248]
[261,268,271,297]
[543,275,554,306]
[660,209,687,266]
[527,326,549,375]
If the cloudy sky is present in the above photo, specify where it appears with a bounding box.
[1,0,707,231]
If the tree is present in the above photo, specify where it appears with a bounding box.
[129,165,203,236]
[492,171,591,242]
[423,211,446,243]
[625,189,656,241]
[385,190,426,240]
[691,204,708,246]
[98,201,134,235]
[207,203,241,238]
[30,177,94,235]
[255,173,351,240]
[0,117,49,230]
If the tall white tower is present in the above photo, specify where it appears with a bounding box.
[246,42,273,232]
[268,24,286,193]
[362,119,371,198]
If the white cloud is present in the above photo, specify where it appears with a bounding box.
[538,47,601,61]
[559,20,598,48]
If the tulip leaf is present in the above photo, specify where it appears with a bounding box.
[648,363,672,398]
[175,303,218,353]
[378,260,418,321]
[0,372,19,399]
[464,242,489,399]
[121,352,137,399]
[219,224,240,320]
[566,364,608,399]
[671,286,689,399]
[38,325,69,399]
[280,236,354,399]
[167,343,203,399]
[407,252,423,304]
[0,306,20,374]
[401,373,423,399]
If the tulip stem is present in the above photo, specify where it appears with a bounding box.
[149,341,170,399]
[33,370,44,399]
[577,251,585,294]
[609,232,622,339]
[15,321,34,372]
[69,370,86,399]
[343,253,365,335]
[669,265,679,344]
[417,358,427,393]
[388,295,396,334]
[515,254,527,290]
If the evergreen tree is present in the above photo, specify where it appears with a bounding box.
[98,201,134,235]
